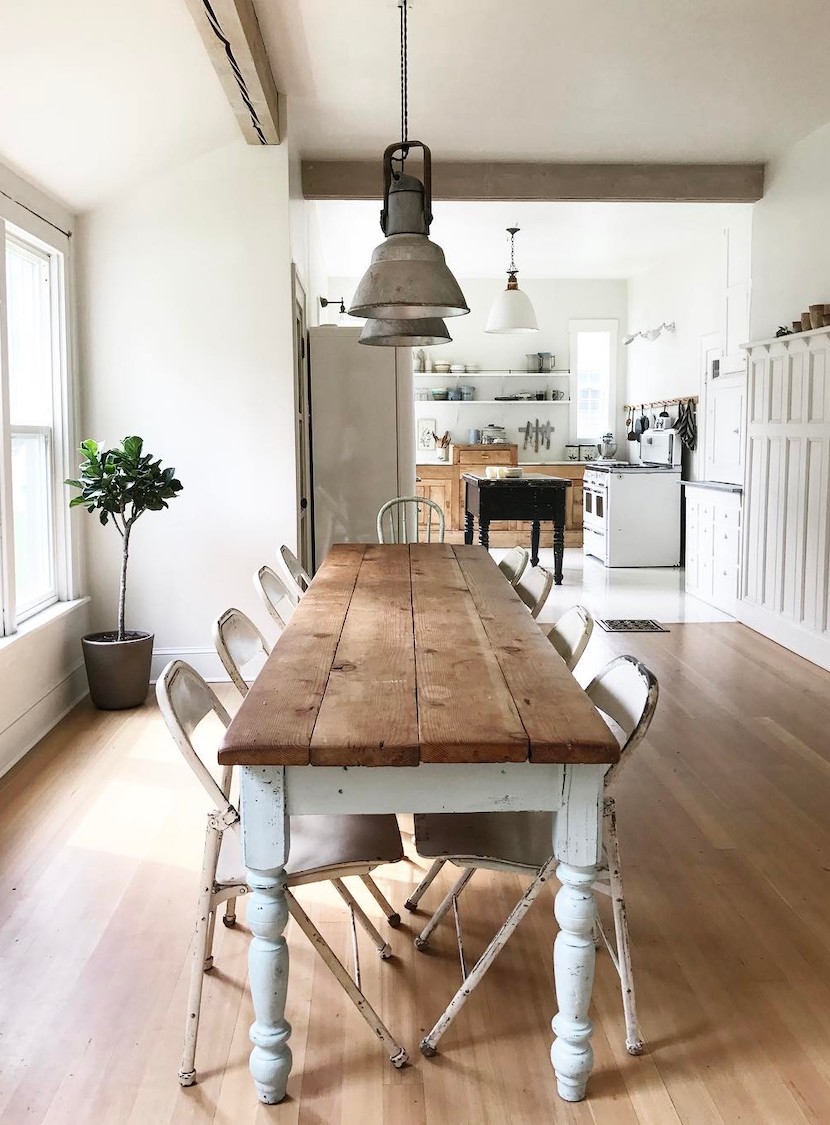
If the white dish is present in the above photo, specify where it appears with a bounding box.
[450,364,466,373]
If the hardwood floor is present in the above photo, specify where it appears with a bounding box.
[2,623,830,1123]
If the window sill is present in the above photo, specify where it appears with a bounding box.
[0,597,90,652]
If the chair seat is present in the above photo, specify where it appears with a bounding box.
[217,814,404,887]
[413,811,555,872]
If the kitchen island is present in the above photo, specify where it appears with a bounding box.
[416,444,584,547]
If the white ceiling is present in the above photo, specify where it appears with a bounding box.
[315,199,750,280]
[259,0,830,163]
[0,0,238,211]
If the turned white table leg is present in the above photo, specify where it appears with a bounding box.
[241,766,292,1104]
[551,763,604,1102]
[551,862,598,1101]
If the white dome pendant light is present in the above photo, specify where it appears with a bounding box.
[350,0,468,332]
[485,226,539,334]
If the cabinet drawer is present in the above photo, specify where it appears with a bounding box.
[460,449,515,465]
[715,504,741,531]
[713,526,740,563]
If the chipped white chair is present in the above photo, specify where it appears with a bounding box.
[213,607,271,696]
[377,496,445,544]
[279,544,312,603]
[515,564,554,618]
[546,605,594,671]
[497,545,529,587]
[253,564,294,629]
[157,660,409,1087]
[406,655,658,1059]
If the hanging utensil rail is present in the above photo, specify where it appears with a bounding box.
[621,395,698,411]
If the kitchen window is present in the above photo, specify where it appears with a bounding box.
[0,219,73,632]
[569,320,618,441]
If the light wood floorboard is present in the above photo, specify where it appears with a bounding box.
[1,623,830,1123]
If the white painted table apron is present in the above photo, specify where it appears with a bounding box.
[239,759,605,1105]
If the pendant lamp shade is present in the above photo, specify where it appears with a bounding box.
[485,226,538,334]
[351,143,469,325]
[359,316,451,347]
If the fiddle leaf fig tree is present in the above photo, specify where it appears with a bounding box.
[65,437,183,642]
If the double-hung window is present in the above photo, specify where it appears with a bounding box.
[0,217,72,633]
[569,319,618,442]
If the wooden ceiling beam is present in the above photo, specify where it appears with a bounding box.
[184,0,281,144]
[302,160,764,203]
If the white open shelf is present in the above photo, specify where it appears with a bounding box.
[415,369,570,378]
[418,398,572,406]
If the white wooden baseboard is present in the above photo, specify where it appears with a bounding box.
[150,647,229,683]
[738,601,830,672]
[0,663,89,780]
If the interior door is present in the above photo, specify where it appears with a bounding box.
[292,268,313,573]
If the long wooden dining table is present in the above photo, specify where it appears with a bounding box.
[219,542,620,1105]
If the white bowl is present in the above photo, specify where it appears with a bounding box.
[450,364,466,373]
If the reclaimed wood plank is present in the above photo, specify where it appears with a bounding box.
[218,543,364,765]
[409,542,529,763]
[310,544,419,766]
[452,545,619,764]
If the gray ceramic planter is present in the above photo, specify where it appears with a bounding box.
[81,631,154,710]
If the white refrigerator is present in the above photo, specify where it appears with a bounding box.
[308,326,415,567]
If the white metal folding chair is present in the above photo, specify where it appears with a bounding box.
[497,546,529,587]
[253,564,294,629]
[279,544,312,603]
[377,496,445,544]
[406,655,658,1059]
[515,564,554,618]
[545,605,594,671]
[213,607,271,696]
[157,660,409,1087]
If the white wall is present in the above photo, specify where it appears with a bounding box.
[624,207,752,479]
[0,160,91,778]
[331,276,627,462]
[289,141,328,326]
[751,120,830,342]
[77,140,297,676]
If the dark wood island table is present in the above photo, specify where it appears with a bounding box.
[463,472,572,582]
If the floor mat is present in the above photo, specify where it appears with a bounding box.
[597,618,669,633]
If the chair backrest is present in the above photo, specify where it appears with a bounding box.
[515,565,553,619]
[498,546,529,587]
[546,605,594,671]
[279,544,311,601]
[377,496,446,544]
[253,564,293,628]
[213,607,272,696]
[156,659,233,811]
[585,655,659,790]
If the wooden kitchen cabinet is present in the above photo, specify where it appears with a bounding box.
[451,444,517,531]
[415,464,454,532]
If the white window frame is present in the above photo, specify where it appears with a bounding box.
[568,319,619,443]
[0,207,76,635]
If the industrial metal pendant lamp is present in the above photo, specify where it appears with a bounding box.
[485,226,539,334]
[350,0,468,333]
[359,317,451,346]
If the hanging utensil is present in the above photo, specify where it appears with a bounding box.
[627,411,637,441]
[634,405,646,437]
[534,418,539,453]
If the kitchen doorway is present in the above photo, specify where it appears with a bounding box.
[292,267,314,574]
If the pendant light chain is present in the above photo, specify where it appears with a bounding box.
[507,226,519,276]
[400,1,409,156]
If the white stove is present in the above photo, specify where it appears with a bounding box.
[583,429,682,567]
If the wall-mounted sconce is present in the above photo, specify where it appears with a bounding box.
[623,321,676,345]
[319,296,347,315]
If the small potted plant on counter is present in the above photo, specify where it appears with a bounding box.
[66,436,183,709]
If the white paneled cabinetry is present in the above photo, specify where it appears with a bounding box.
[685,486,741,615]
[739,327,830,671]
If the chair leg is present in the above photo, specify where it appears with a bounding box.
[415,868,475,951]
[222,896,237,928]
[203,909,217,972]
[331,879,392,959]
[420,857,558,1057]
[179,828,222,1086]
[359,874,401,927]
[605,800,644,1055]
[286,891,408,1068]
[404,858,446,912]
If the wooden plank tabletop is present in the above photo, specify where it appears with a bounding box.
[218,543,620,767]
